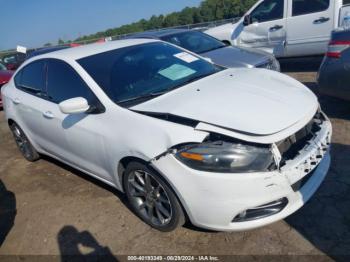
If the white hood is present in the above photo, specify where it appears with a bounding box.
[131,69,318,136]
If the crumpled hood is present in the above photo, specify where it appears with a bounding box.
[131,69,318,136]
[202,46,270,68]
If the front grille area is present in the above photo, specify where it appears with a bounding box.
[277,113,324,167]
[291,168,316,192]
[278,111,331,188]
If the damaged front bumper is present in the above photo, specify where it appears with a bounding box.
[150,113,332,231]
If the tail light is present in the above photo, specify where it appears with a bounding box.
[326,40,350,58]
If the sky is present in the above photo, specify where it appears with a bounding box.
[0,0,202,51]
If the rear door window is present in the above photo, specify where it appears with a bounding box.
[14,60,46,96]
[292,0,330,16]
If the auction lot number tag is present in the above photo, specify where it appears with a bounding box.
[174,52,199,63]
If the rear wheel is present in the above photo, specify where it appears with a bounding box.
[10,123,40,162]
[123,162,185,232]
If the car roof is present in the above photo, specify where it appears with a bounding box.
[27,38,159,62]
[26,46,71,59]
[125,29,192,39]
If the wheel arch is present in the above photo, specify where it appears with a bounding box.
[117,156,149,192]
[117,156,191,224]
[222,40,231,46]
[7,118,15,127]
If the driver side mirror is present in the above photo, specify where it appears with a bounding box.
[59,97,90,114]
[243,15,252,26]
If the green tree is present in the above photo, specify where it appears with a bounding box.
[58,38,65,45]
[178,7,195,25]
[73,0,258,43]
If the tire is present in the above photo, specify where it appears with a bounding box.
[10,123,40,162]
[123,161,185,232]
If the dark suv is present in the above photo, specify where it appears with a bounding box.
[318,29,350,101]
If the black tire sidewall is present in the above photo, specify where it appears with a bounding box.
[123,161,185,232]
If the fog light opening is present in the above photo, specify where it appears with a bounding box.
[232,197,288,222]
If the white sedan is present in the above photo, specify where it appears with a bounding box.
[1,39,332,232]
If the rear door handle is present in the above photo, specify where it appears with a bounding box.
[314,17,330,24]
[13,98,21,105]
[43,111,54,119]
[269,25,283,32]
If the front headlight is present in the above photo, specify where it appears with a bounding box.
[256,58,280,72]
[272,58,281,72]
[175,141,275,173]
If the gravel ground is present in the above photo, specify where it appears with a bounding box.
[0,58,349,261]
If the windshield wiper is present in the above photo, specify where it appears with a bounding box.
[118,71,220,107]
[118,91,166,106]
[175,71,217,87]
[199,45,226,54]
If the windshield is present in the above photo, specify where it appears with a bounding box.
[78,42,223,106]
[161,31,226,54]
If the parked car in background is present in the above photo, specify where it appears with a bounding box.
[1,52,27,70]
[26,46,72,60]
[0,62,14,108]
[318,28,350,100]
[126,29,280,71]
[0,61,7,71]
[2,39,331,232]
[26,43,82,60]
[205,0,350,58]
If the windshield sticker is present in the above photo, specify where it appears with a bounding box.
[174,52,199,63]
[158,64,196,81]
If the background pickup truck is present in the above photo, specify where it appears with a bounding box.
[205,0,350,58]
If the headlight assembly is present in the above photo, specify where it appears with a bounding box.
[175,141,276,173]
[256,58,280,72]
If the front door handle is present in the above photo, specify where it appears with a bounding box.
[13,98,21,105]
[314,17,330,24]
[43,111,54,119]
[269,25,283,32]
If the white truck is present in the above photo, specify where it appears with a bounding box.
[205,0,350,57]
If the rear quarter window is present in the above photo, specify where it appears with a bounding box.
[14,60,46,96]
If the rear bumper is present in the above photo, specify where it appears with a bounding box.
[318,59,350,101]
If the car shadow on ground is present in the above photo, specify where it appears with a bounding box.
[0,179,16,247]
[286,143,350,261]
[40,155,127,204]
[286,69,350,260]
[41,155,217,234]
[279,56,324,73]
[57,225,118,261]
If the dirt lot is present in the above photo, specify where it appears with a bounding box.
[0,59,350,261]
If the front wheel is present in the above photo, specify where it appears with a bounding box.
[123,162,185,232]
[10,123,40,162]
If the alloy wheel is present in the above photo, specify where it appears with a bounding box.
[11,125,32,159]
[127,170,173,226]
